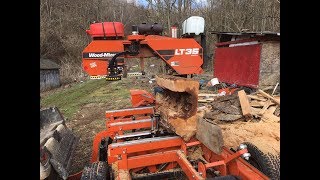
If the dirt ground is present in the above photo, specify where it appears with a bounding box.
[66,103,113,174]
[63,77,156,174]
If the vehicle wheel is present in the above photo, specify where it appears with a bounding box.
[81,161,110,180]
[99,136,112,162]
[243,142,280,180]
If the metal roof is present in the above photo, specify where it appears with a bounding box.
[40,59,60,70]
[209,31,280,36]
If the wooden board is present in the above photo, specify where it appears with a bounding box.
[250,100,275,107]
[258,100,272,115]
[258,89,280,105]
[196,118,223,154]
[247,95,267,101]
[238,90,252,118]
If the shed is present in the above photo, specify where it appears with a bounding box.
[40,59,60,91]
[210,31,280,89]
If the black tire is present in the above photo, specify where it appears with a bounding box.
[99,136,112,162]
[81,161,110,180]
[243,142,280,180]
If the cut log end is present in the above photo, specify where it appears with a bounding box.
[156,75,199,141]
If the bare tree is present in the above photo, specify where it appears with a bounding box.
[40,0,280,81]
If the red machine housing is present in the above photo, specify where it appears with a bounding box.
[86,22,124,38]
[130,89,155,107]
[82,22,203,78]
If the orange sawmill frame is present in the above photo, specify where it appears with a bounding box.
[85,102,269,180]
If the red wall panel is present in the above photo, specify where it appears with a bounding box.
[213,44,261,88]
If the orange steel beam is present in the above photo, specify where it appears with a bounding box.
[198,148,247,177]
[186,141,201,147]
[90,130,112,162]
[105,107,154,119]
[106,115,151,124]
[122,150,178,169]
[223,148,269,180]
[176,150,204,180]
[109,137,182,155]
[107,119,155,132]
[118,150,205,180]
[224,149,247,164]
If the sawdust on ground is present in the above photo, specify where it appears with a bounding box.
[217,120,280,155]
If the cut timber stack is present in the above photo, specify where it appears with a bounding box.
[203,89,280,122]
[155,75,199,141]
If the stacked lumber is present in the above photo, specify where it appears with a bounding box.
[247,89,280,122]
[203,89,280,122]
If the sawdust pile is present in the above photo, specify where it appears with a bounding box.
[218,120,280,155]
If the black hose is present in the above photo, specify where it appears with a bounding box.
[108,51,129,74]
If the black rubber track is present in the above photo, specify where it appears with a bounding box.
[243,142,280,180]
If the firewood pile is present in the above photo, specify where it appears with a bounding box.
[202,89,280,122]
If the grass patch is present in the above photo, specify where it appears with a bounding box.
[41,79,131,119]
